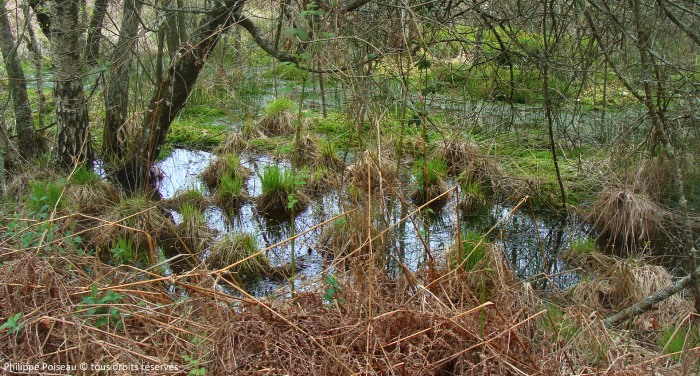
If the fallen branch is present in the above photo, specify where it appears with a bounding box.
[604,266,699,326]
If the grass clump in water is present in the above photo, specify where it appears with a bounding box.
[201,153,250,189]
[255,165,308,214]
[162,185,209,211]
[259,97,298,136]
[207,232,270,281]
[177,203,213,253]
[214,174,247,209]
[409,158,448,206]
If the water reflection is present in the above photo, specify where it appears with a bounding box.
[157,148,586,296]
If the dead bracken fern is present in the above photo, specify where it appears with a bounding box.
[0,201,697,375]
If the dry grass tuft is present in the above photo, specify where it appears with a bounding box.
[568,258,691,330]
[434,136,482,174]
[589,186,671,256]
[215,131,247,154]
[200,153,251,189]
[259,109,298,136]
[160,187,209,211]
[345,150,397,190]
[89,196,171,253]
[206,232,270,280]
[176,203,215,253]
[64,180,121,215]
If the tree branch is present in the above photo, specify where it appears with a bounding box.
[604,266,700,326]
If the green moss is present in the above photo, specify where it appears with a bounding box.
[167,117,228,149]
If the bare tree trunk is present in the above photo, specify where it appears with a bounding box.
[50,0,93,169]
[85,0,109,66]
[116,0,244,190]
[103,0,143,160]
[164,0,181,57]
[540,0,567,210]
[22,2,46,131]
[0,2,40,159]
[631,0,700,314]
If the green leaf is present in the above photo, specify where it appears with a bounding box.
[283,27,309,41]
[320,32,336,38]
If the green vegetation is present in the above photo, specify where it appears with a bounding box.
[256,165,307,213]
[451,231,491,272]
[658,324,700,360]
[28,179,65,213]
[111,236,136,265]
[78,285,123,329]
[207,232,270,281]
[0,312,24,335]
[214,174,246,209]
[410,158,448,205]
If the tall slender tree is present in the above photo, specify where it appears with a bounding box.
[0,1,41,159]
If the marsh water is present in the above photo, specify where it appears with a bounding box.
[156,147,588,297]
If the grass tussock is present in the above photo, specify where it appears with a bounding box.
[345,150,397,191]
[90,196,170,253]
[213,174,248,209]
[63,167,120,215]
[568,257,691,330]
[200,153,251,189]
[160,186,209,211]
[215,131,247,154]
[434,136,481,174]
[293,134,343,171]
[409,158,449,206]
[589,185,671,256]
[206,232,270,280]
[305,166,342,195]
[255,165,308,214]
[258,97,299,136]
[177,203,215,253]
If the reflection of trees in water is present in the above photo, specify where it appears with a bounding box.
[489,212,584,290]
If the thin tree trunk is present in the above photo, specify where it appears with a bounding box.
[117,0,244,190]
[103,0,143,160]
[22,2,45,131]
[0,2,39,159]
[164,0,180,57]
[631,0,700,314]
[50,0,93,169]
[541,0,567,210]
[85,0,109,66]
